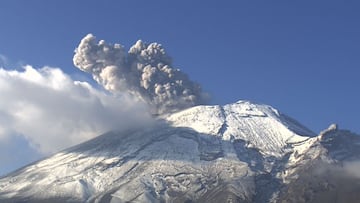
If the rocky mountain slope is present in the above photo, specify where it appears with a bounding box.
[0,100,359,203]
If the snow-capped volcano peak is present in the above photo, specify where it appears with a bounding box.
[0,101,358,203]
[167,100,315,157]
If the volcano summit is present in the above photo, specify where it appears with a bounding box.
[1,100,359,203]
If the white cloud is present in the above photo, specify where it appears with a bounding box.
[0,54,8,67]
[0,65,153,155]
[343,161,360,178]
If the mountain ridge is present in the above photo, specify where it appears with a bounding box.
[0,100,359,203]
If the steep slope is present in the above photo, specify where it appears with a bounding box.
[277,126,360,203]
[167,100,315,157]
[0,101,358,203]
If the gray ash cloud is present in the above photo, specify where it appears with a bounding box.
[73,34,208,114]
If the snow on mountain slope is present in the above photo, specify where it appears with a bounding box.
[167,100,315,157]
[0,100,357,203]
[0,125,254,202]
[277,126,360,203]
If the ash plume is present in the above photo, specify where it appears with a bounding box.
[73,34,207,114]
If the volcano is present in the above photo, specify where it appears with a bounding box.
[0,100,359,203]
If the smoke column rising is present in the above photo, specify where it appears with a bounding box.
[73,34,207,114]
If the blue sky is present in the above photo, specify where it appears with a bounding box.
[0,1,359,175]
